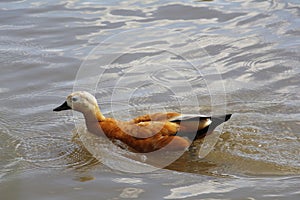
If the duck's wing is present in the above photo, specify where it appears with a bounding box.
[133,121,193,152]
[169,114,212,128]
[100,114,231,153]
[130,112,181,123]
[169,114,232,140]
[129,113,232,151]
[102,119,189,152]
[131,113,232,140]
[130,121,180,138]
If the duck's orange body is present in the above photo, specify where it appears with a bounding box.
[53,91,232,153]
[86,113,190,153]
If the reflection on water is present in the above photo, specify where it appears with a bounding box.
[0,0,299,199]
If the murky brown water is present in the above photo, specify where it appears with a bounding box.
[1,0,299,199]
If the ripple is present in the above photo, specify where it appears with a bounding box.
[0,39,54,65]
[150,67,203,84]
[0,88,100,170]
[14,134,98,169]
[236,0,285,12]
[16,136,71,162]
[243,53,288,74]
[128,83,176,106]
[0,110,12,136]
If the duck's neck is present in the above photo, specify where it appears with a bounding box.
[83,105,105,122]
[82,105,106,135]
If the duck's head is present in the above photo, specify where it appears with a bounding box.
[53,91,99,114]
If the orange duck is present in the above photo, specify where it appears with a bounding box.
[53,91,232,153]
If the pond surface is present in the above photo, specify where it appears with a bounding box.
[0,0,299,199]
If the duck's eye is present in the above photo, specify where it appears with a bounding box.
[72,97,78,102]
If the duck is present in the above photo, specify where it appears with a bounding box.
[53,91,232,153]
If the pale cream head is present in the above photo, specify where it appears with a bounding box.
[66,91,99,113]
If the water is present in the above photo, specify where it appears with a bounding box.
[1,0,299,199]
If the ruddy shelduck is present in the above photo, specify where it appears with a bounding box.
[53,91,232,153]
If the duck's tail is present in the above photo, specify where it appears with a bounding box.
[195,114,232,140]
[170,114,232,141]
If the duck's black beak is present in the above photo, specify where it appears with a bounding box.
[53,101,71,112]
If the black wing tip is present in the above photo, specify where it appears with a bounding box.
[225,114,232,121]
[170,114,232,123]
[211,114,232,123]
